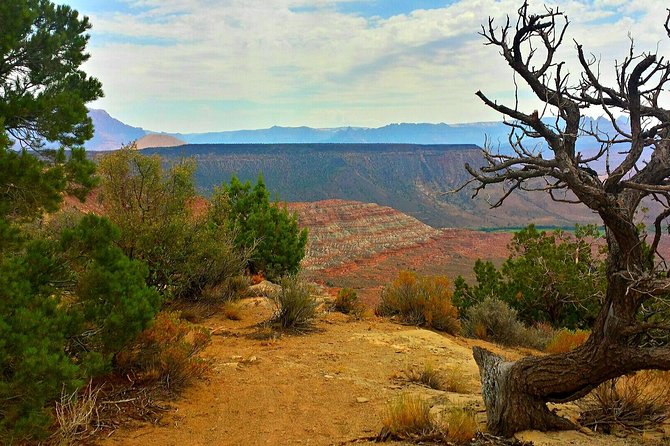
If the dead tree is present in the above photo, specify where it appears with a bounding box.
[464,1,670,437]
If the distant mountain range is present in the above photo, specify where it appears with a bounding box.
[86,108,515,149]
[87,109,147,151]
[86,109,631,171]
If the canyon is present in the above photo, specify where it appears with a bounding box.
[138,143,599,229]
[287,199,512,302]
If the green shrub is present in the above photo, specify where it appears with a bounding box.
[0,215,160,441]
[61,216,162,365]
[454,225,604,329]
[453,260,503,314]
[97,148,246,300]
[463,297,548,349]
[0,244,80,441]
[211,175,308,280]
[269,276,318,330]
[377,271,460,335]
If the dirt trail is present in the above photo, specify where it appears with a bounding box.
[101,298,665,446]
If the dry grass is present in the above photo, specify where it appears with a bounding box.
[545,329,590,354]
[403,363,445,391]
[399,363,471,394]
[383,394,435,439]
[578,371,670,434]
[442,365,472,394]
[382,396,478,444]
[92,380,173,435]
[116,311,211,391]
[51,383,101,445]
[443,407,478,444]
[222,300,243,321]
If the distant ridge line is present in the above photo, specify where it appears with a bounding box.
[139,142,483,154]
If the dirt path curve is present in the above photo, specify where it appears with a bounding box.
[100,298,654,446]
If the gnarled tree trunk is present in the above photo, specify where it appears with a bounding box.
[473,230,670,436]
[473,347,575,437]
[464,1,670,436]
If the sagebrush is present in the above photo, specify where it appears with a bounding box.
[269,276,318,330]
[98,148,247,301]
[463,297,549,349]
[332,288,364,317]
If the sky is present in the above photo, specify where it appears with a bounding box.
[59,0,670,133]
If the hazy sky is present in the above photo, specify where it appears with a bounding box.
[60,0,669,133]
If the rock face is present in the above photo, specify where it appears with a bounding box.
[287,200,513,296]
[288,199,670,305]
[142,143,599,229]
[134,133,186,150]
[287,200,441,271]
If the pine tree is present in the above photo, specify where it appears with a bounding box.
[212,175,308,279]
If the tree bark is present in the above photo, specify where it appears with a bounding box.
[473,310,670,437]
[473,347,575,437]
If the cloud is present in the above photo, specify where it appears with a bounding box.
[70,0,670,132]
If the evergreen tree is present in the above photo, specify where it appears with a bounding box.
[0,2,159,441]
[454,225,604,329]
[212,175,308,279]
[0,0,102,220]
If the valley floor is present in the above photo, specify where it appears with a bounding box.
[99,297,668,446]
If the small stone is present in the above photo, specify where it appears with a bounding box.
[356,397,369,403]
[324,374,334,379]
[231,355,243,360]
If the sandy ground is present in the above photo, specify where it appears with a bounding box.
[99,297,669,446]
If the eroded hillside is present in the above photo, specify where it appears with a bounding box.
[286,200,442,271]
[140,144,599,229]
[287,200,512,302]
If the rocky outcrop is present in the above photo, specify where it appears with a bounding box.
[135,133,186,150]
[287,200,441,271]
